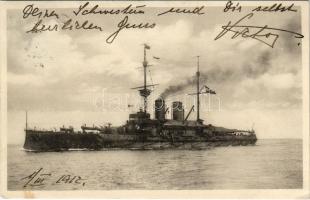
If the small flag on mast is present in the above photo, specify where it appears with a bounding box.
[144,44,151,49]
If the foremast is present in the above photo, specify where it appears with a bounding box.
[131,44,157,113]
[141,44,150,112]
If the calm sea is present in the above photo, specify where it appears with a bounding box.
[7,139,302,190]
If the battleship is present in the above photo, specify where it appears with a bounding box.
[23,44,257,151]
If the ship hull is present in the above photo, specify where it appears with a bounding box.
[24,130,257,152]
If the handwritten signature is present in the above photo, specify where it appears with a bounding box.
[21,168,87,188]
[214,12,304,48]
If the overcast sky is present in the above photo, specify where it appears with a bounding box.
[7,4,304,144]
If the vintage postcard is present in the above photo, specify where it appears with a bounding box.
[0,0,309,198]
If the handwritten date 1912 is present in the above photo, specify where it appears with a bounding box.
[214,12,303,48]
[56,175,86,186]
[21,168,86,188]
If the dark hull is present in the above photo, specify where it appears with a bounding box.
[24,130,257,152]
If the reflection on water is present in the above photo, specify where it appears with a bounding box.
[8,139,302,190]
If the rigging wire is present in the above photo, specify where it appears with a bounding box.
[148,68,155,90]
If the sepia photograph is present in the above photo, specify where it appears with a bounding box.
[0,0,309,198]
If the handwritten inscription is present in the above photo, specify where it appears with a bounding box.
[21,168,86,188]
[157,6,205,16]
[55,175,86,186]
[252,3,297,12]
[214,13,304,48]
[21,168,51,187]
[21,2,304,47]
[23,4,59,19]
[224,1,242,12]
[73,2,146,16]
[22,4,156,44]
[106,16,156,44]
[26,19,103,33]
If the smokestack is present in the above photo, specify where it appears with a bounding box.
[172,101,184,121]
[155,98,166,121]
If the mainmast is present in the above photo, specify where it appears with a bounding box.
[188,56,216,124]
[142,44,148,112]
[196,56,200,122]
[25,110,28,130]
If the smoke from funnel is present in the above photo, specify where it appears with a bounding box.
[159,68,229,99]
[160,78,195,99]
[159,50,271,99]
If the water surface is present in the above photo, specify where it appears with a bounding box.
[8,139,302,190]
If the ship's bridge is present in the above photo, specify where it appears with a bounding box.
[129,111,151,121]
